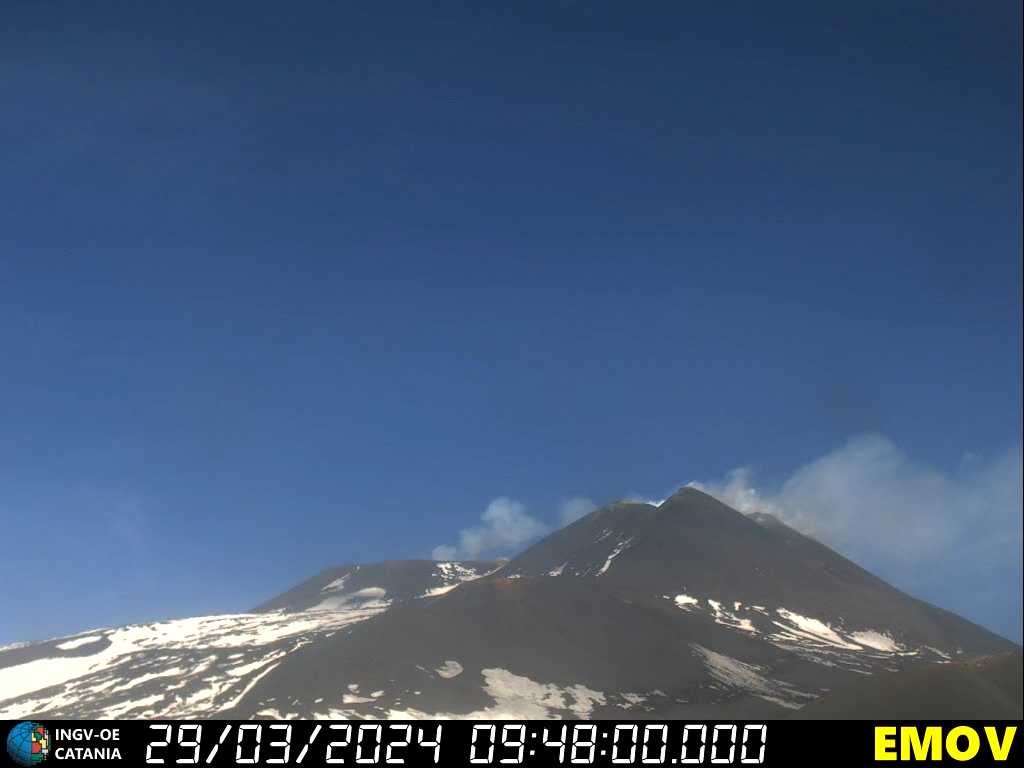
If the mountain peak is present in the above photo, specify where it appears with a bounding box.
[662,484,751,507]
[585,486,720,519]
[655,486,754,528]
[666,484,703,497]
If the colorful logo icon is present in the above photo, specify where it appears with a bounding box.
[6,722,50,767]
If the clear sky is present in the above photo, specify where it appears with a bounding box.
[2,2,1020,644]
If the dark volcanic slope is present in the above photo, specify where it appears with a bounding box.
[229,577,847,719]
[228,488,1015,720]
[502,488,1010,655]
[795,651,1023,719]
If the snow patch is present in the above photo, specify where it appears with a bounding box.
[55,636,104,651]
[669,594,755,632]
[691,645,813,710]
[435,660,463,679]
[707,600,756,634]
[314,587,389,611]
[421,585,457,598]
[849,630,902,653]
[773,609,861,650]
[387,669,606,719]
[597,537,634,576]
[320,575,350,593]
[420,563,492,597]
[343,693,376,704]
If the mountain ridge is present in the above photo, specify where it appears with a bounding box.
[1,486,1017,720]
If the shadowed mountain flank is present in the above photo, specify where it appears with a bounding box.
[794,651,1023,719]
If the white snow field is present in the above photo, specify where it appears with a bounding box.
[0,603,387,719]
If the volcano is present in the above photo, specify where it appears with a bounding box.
[0,488,1017,719]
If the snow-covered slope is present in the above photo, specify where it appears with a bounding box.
[0,561,491,719]
[0,603,387,719]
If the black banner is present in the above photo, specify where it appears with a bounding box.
[3,720,1020,768]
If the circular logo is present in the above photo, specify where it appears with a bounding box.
[6,722,50,767]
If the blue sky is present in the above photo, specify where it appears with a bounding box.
[1,2,1020,643]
